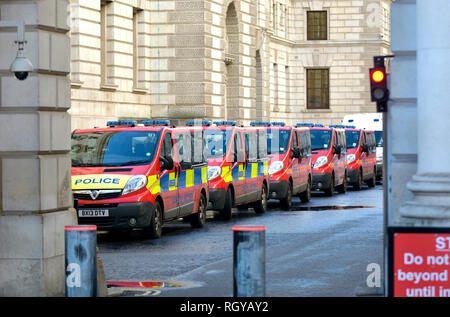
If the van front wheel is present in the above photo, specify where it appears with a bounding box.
[324,174,335,197]
[144,200,163,239]
[216,188,233,221]
[353,170,363,191]
[280,183,292,210]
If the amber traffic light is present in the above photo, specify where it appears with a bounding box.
[370,67,388,103]
[371,69,385,83]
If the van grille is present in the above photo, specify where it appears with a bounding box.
[73,190,122,201]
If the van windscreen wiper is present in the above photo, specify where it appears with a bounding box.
[119,160,153,166]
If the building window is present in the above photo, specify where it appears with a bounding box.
[284,6,288,33]
[272,1,277,30]
[100,1,109,84]
[307,11,327,40]
[306,69,329,109]
[272,63,279,111]
[100,0,117,89]
[133,7,144,90]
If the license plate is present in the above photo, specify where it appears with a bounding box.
[78,209,109,217]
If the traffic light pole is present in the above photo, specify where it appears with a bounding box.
[370,54,394,296]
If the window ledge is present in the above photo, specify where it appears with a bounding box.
[100,83,118,91]
[71,80,83,89]
[302,109,332,113]
[132,87,149,94]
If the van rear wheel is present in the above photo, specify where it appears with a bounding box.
[336,172,347,194]
[190,193,207,228]
[366,169,376,188]
[299,178,311,203]
[254,184,268,214]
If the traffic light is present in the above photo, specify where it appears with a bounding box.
[370,67,388,103]
[370,56,393,113]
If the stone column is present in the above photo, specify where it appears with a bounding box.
[0,0,76,296]
[399,0,450,226]
[387,0,417,226]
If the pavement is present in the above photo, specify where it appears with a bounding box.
[98,184,385,297]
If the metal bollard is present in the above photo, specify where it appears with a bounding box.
[65,225,98,297]
[233,226,266,297]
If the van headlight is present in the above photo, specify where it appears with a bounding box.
[207,166,222,181]
[122,175,147,196]
[313,156,328,168]
[269,161,284,175]
[347,154,356,164]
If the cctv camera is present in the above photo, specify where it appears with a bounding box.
[10,46,33,81]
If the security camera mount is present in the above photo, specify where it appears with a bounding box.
[0,19,26,45]
[0,20,33,79]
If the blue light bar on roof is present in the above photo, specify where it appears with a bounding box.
[213,121,237,126]
[329,125,346,128]
[142,120,171,126]
[314,124,325,127]
[250,121,271,126]
[271,122,286,126]
[107,120,138,127]
[345,125,357,129]
[295,123,315,127]
[186,120,211,126]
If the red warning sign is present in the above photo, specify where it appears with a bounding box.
[393,233,450,297]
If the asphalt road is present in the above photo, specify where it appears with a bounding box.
[98,184,384,297]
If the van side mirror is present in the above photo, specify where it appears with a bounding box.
[292,147,301,159]
[333,145,341,155]
[362,144,369,153]
[160,155,174,171]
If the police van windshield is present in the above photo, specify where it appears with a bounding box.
[375,131,383,147]
[345,130,361,149]
[310,129,332,151]
[267,129,291,154]
[71,131,161,167]
[204,129,233,159]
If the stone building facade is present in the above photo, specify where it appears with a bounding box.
[0,0,75,296]
[69,0,392,129]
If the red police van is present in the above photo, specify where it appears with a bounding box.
[71,120,209,238]
[344,126,377,189]
[201,121,269,220]
[253,122,312,210]
[309,124,347,196]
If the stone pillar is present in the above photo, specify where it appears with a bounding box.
[398,0,450,226]
[0,0,76,296]
[387,0,417,226]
